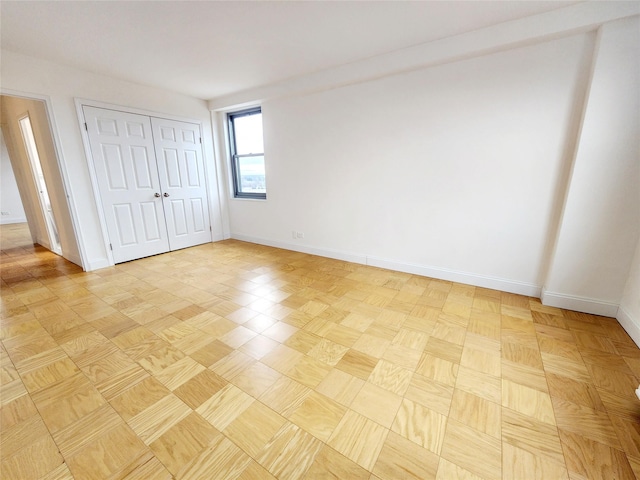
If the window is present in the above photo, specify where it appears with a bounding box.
[228,107,266,199]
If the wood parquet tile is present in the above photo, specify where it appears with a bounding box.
[2,222,640,479]
[501,407,566,466]
[373,431,439,480]
[303,444,370,480]
[392,398,447,454]
[328,410,388,471]
[502,442,569,480]
[289,391,347,441]
[440,419,502,479]
[224,400,287,458]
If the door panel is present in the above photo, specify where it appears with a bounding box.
[96,117,119,136]
[102,145,128,190]
[190,198,206,232]
[170,199,188,236]
[131,146,154,188]
[163,149,182,187]
[152,117,211,250]
[84,106,170,263]
[112,204,137,245]
[185,151,200,186]
[140,202,163,240]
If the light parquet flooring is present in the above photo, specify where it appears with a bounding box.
[1,222,640,479]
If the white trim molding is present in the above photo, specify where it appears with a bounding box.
[367,256,541,297]
[0,216,27,225]
[231,234,541,297]
[84,257,111,272]
[541,288,620,317]
[226,236,640,348]
[231,234,367,265]
[617,306,640,348]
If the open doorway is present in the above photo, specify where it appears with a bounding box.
[0,94,73,261]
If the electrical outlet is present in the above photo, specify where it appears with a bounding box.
[0,212,9,216]
[296,232,304,239]
[292,230,297,239]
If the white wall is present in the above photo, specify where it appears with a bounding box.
[227,32,595,296]
[0,128,27,224]
[543,16,640,317]
[0,50,223,270]
[619,238,640,346]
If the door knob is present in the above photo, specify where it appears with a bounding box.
[154,193,160,197]
[163,192,170,197]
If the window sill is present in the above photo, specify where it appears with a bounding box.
[230,196,267,202]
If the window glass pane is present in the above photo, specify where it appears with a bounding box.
[234,113,263,155]
[238,155,266,193]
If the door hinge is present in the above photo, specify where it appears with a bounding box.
[109,243,113,251]
[199,137,202,144]
[84,123,88,131]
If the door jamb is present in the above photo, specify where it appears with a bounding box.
[17,112,63,255]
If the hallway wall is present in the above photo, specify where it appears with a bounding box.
[0,128,27,225]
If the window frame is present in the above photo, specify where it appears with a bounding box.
[227,107,266,200]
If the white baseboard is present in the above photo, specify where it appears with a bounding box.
[541,288,620,317]
[367,255,541,297]
[617,306,640,348]
[231,234,540,297]
[84,257,111,272]
[231,234,368,265]
[0,217,27,225]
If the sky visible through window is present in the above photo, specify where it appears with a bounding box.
[233,112,265,193]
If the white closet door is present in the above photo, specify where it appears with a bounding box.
[84,106,170,263]
[152,117,212,250]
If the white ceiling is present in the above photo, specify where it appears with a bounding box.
[1,1,579,101]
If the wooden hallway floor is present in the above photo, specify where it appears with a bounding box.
[1,222,640,479]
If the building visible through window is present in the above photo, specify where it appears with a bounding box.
[228,108,265,199]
